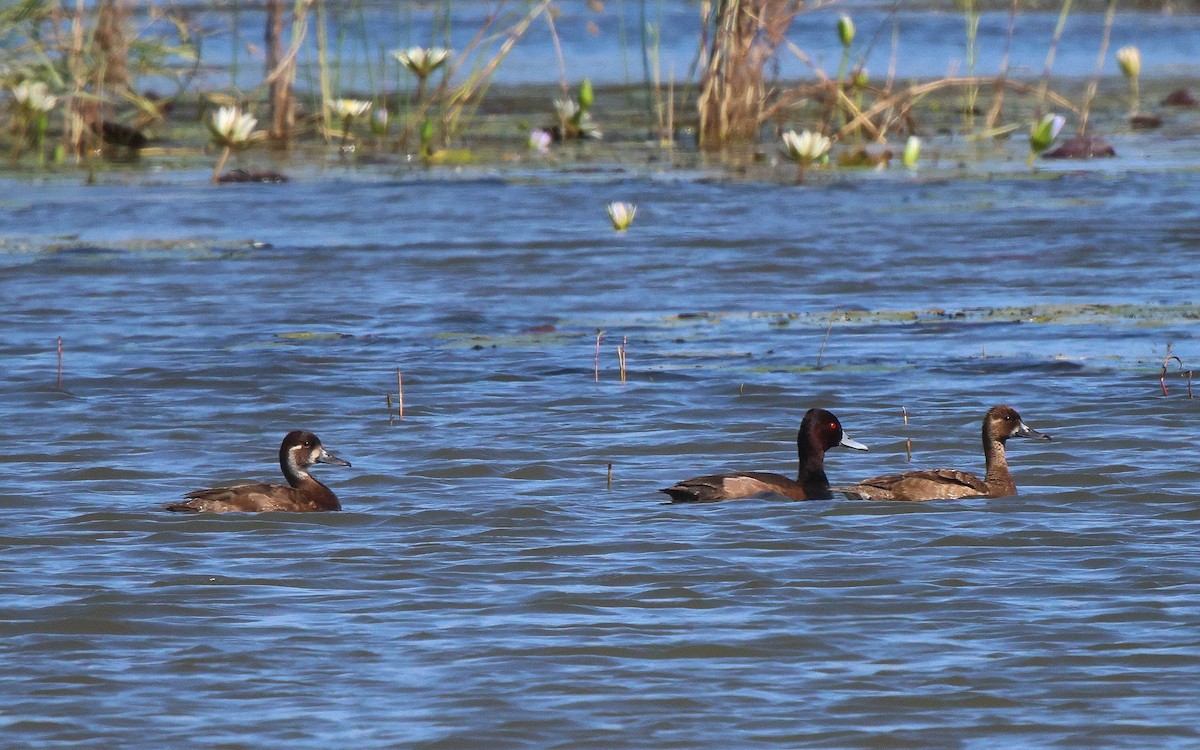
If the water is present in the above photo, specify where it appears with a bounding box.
[5,6,1200,744]
[2,161,1199,747]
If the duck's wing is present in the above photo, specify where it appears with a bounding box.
[167,483,300,513]
[836,469,988,502]
[659,472,802,502]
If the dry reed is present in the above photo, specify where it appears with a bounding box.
[617,336,628,384]
[816,309,837,369]
[697,0,802,147]
[396,368,404,420]
[1160,344,1191,398]
[594,329,604,382]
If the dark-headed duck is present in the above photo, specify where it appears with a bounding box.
[660,408,867,503]
[837,405,1049,502]
[167,430,351,513]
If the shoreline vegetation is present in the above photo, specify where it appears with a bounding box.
[1,1,1197,182]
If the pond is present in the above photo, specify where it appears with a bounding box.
[3,4,1200,748]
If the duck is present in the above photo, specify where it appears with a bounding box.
[166,430,351,513]
[659,408,867,502]
[836,405,1049,502]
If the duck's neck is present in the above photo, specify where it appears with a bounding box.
[280,457,340,510]
[982,435,1017,497]
[281,457,309,488]
[796,447,831,494]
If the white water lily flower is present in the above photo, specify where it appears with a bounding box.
[554,98,580,122]
[902,136,921,168]
[782,129,831,163]
[12,80,57,114]
[578,114,603,140]
[1116,46,1141,79]
[606,201,637,232]
[528,128,552,153]
[209,106,258,147]
[393,46,452,78]
[328,98,371,119]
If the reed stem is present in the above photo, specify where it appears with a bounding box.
[397,368,404,421]
[617,336,628,384]
[594,330,604,382]
[816,309,838,369]
[1078,0,1118,134]
[1037,0,1075,116]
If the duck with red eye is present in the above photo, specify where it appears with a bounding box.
[167,430,352,513]
[836,405,1049,502]
[660,408,868,503]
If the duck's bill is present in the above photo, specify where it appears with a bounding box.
[318,449,352,467]
[839,434,869,451]
[1016,422,1051,441]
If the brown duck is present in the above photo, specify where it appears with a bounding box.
[837,405,1049,502]
[660,408,868,503]
[167,430,351,513]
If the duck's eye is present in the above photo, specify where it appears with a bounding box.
[829,422,839,432]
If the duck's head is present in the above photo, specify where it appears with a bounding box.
[802,408,869,453]
[985,405,1050,443]
[281,430,352,471]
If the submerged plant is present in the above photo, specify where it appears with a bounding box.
[208,106,259,183]
[606,201,637,231]
[1116,45,1141,115]
[782,129,831,182]
[1028,113,1065,165]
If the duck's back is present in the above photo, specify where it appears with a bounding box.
[839,468,988,502]
[660,471,818,502]
[167,482,340,513]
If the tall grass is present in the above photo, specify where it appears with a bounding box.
[960,0,981,131]
[1,0,199,162]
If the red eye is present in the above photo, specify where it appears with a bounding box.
[829,422,839,431]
